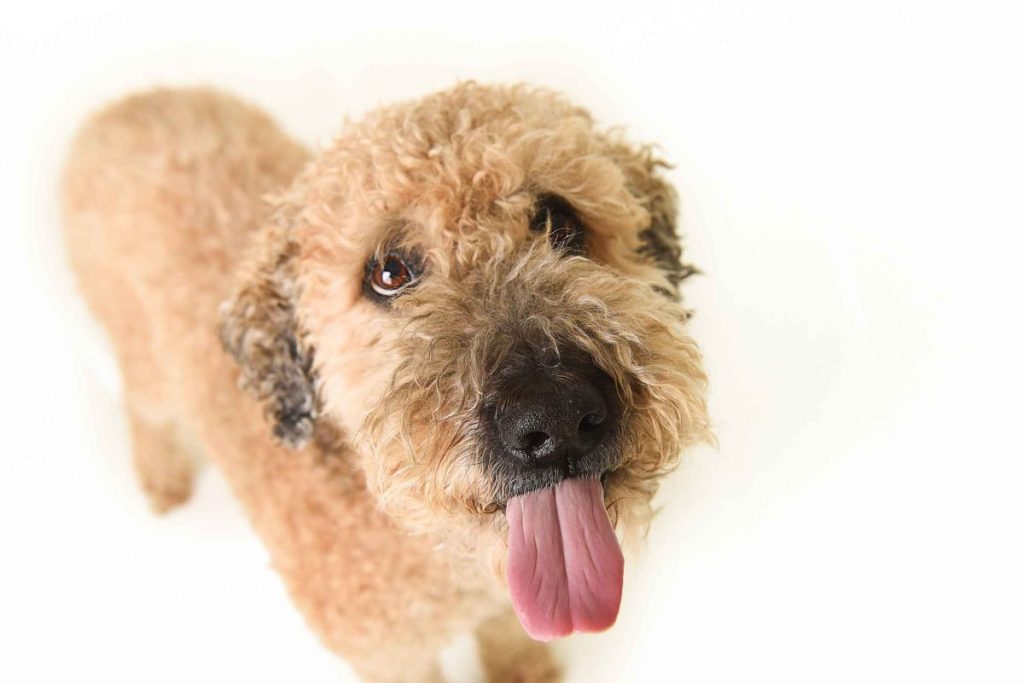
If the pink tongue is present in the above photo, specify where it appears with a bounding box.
[505,477,624,641]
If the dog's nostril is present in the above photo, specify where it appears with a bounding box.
[522,431,551,454]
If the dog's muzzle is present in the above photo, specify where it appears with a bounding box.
[482,344,622,496]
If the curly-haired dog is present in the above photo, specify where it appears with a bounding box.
[61,82,711,682]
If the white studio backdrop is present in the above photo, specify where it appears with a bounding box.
[1,1,1022,681]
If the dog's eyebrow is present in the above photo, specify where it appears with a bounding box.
[368,220,422,261]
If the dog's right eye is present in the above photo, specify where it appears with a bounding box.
[364,252,420,302]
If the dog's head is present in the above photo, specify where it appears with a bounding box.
[221,82,711,638]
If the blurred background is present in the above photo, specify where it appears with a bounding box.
[1,1,1021,681]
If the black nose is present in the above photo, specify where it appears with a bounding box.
[493,366,614,470]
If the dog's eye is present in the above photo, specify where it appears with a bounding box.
[366,253,419,299]
[530,194,585,255]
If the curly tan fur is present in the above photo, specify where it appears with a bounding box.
[62,82,711,682]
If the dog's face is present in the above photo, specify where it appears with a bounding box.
[222,83,710,582]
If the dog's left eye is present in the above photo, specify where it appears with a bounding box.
[367,253,419,299]
[530,194,586,255]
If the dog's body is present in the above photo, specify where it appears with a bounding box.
[62,84,710,681]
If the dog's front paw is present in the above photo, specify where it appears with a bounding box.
[491,656,562,683]
[477,610,562,683]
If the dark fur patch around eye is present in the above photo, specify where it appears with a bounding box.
[530,194,586,256]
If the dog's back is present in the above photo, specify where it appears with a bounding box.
[61,88,309,508]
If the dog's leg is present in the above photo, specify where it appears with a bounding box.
[117,321,199,513]
[476,609,561,682]
[347,647,445,683]
[109,298,199,514]
[67,256,197,513]
[127,410,195,513]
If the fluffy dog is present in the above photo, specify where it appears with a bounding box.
[61,82,711,682]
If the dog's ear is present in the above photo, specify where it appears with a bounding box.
[603,137,697,299]
[219,218,317,448]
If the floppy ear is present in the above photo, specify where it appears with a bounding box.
[603,137,697,299]
[219,219,317,448]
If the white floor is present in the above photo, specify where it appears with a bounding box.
[2,2,1022,681]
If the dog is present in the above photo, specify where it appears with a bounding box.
[61,82,711,682]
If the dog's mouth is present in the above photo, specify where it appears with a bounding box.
[504,474,624,641]
[495,458,614,503]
